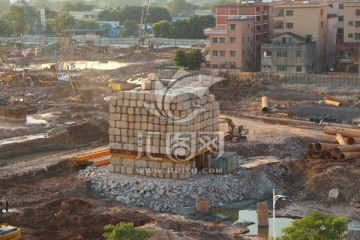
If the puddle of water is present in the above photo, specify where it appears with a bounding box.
[0,133,47,145]
[31,61,129,70]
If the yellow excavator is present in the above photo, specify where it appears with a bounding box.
[0,199,21,240]
[220,117,248,142]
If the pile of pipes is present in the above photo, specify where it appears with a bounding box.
[309,115,342,124]
[306,126,360,161]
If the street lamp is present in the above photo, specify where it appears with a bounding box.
[272,189,289,240]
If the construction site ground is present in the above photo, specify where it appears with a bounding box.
[0,45,360,239]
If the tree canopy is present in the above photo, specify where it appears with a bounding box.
[119,6,171,24]
[122,20,138,37]
[48,12,76,34]
[173,48,204,69]
[98,8,121,21]
[62,1,95,12]
[280,211,349,240]
[167,0,198,17]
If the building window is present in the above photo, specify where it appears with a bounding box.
[339,4,344,9]
[357,9,360,16]
[264,50,272,57]
[349,66,358,72]
[230,8,237,14]
[321,9,324,15]
[230,51,236,57]
[220,38,225,43]
[339,50,345,57]
[286,23,293,29]
[349,21,353,26]
[230,37,235,43]
[296,51,302,57]
[220,51,225,56]
[321,21,324,28]
[356,33,360,39]
[296,66,302,72]
[277,66,287,72]
[277,51,287,57]
[356,21,360,27]
[212,38,217,43]
[349,33,353,38]
[338,28,344,34]
[212,51,218,56]
[286,10,293,16]
[338,16,343,22]
[329,3,333,8]
[256,7,260,12]
[230,24,235,30]
[256,16,261,22]
[242,37,245,43]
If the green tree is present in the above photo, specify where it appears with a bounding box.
[171,19,189,39]
[148,7,171,23]
[98,8,121,21]
[188,14,215,39]
[173,49,187,67]
[122,20,138,37]
[185,48,204,69]
[0,19,12,36]
[62,0,95,12]
[48,12,76,33]
[280,211,349,240]
[103,222,155,240]
[76,20,99,29]
[167,0,197,17]
[2,4,39,35]
[119,6,142,23]
[152,20,171,38]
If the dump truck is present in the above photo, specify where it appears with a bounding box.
[0,224,21,240]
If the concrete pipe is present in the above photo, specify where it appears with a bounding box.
[347,137,360,145]
[337,152,360,161]
[324,99,342,107]
[257,201,269,227]
[324,126,360,138]
[323,151,332,159]
[261,96,269,113]
[335,134,348,145]
[325,95,350,107]
[306,143,314,151]
[314,143,340,152]
[331,144,360,155]
[310,151,323,159]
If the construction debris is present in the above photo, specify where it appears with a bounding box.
[325,95,350,107]
[261,96,269,113]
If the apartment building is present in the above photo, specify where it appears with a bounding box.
[204,17,255,70]
[261,32,316,73]
[335,1,360,72]
[311,0,345,35]
[215,2,270,70]
[269,2,329,72]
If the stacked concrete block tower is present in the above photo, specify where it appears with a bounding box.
[108,73,220,179]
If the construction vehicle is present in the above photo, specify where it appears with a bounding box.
[108,79,135,91]
[0,50,22,86]
[0,199,21,240]
[219,117,248,142]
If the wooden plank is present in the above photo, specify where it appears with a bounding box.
[91,158,110,166]
[239,159,280,169]
[73,149,110,162]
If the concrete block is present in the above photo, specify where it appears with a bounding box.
[164,172,172,179]
[157,172,165,178]
[162,162,174,169]
[148,161,161,169]
[123,158,135,166]
[136,167,145,176]
[141,115,148,122]
[145,169,152,177]
[109,105,116,113]
[135,159,148,168]
[128,107,134,115]
[179,172,191,179]
[107,164,115,173]
[109,114,121,121]
[126,167,134,175]
[151,171,158,178]
[115,165,122,173]
[172,172,179,180]
[110,99,117,106]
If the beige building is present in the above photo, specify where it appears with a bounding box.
[269,2,328,72]
[344,2,360,42]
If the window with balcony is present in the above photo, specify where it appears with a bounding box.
[356,21,360,27]
[275,9,284,17]
[349,33,353,38]
[220,38,225,43]
[338,28,344,34]
[277,66,287,72]
[296,51,302,57]
[256,16,261,22]
[230,51,236,57]
[338,16,343,22]
[349,21,353,26]
[274,21,284,29]
[230,24,235,30]
[286,10,293,16]
[286,23,293,29]
[230,37,235,43]
[296,66,302,72]
[339,4,344,9]
[220,51,225,56]
[212,38,217,43]
[277,51,287,57]
[212,51,218,56]
[356,9,360,16]
[263,50,272,57]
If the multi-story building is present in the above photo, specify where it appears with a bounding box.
[261,32,316,73]
[335,1,360,72]
[269,2,329,72]
[215,2,270,70]
[204,17,254,70]
[311,0,345,35]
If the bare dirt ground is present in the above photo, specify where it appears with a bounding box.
[1,45,360,239]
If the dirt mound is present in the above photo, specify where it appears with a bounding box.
[4,198,153,240]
